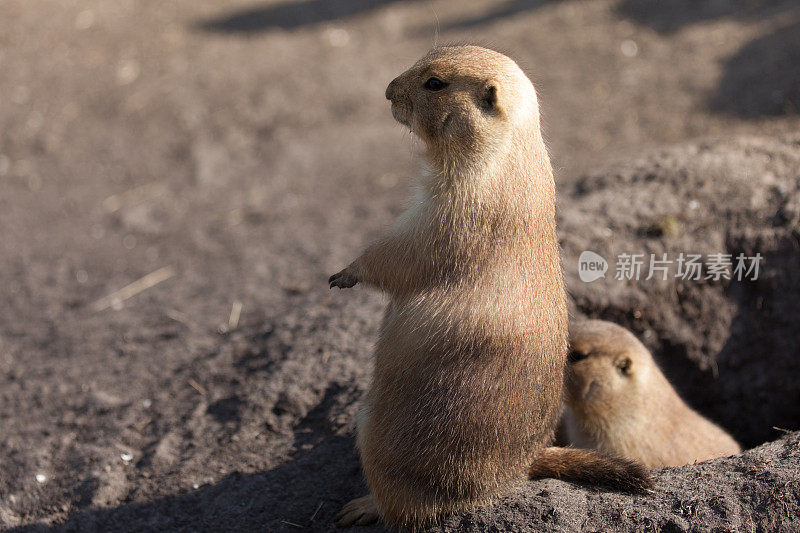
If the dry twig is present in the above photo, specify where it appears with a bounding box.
[91,266,175,312]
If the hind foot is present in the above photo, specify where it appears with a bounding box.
[336,494,380,527]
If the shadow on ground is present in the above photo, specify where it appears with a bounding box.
[436,0,800,119]
[710,19,800,117]
[197,0,415,33]
[616,0,795,33]
[11,388,374,533]
[442,0,556,30]
[615,0,800,117]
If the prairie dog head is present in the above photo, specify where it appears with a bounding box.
[385,46,540,170]
[565,320,659,425]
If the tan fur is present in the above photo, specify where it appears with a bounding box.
[564,319,742,469]
[330,46,651,529]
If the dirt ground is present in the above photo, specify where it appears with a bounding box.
[1,0,799,531]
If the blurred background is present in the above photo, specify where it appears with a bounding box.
[1,0,799,530]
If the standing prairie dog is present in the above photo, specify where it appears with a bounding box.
[329,46,652,529]
[564,320,742,469]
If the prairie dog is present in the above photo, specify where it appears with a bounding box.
[565,319,742,469]
[329,46,652,529]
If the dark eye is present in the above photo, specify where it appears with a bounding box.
[568,350,588,363]
[617,357,632,375]
[423,77,448,91]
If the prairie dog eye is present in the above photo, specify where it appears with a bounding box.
[568,350,588,363]
[423,77,448,91]
[616,357,632,375]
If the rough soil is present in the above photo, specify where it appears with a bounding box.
[562,136,800,450]
[1,0,799,531]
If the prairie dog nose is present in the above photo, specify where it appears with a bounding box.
[385,76,401,101]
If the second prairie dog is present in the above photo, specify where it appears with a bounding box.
[565,319,742,469]
[329,46,652,529]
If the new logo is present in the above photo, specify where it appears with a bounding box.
[578,251,608,282]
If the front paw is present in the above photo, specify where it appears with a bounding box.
[329,268,358,289]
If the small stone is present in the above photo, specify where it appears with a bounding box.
[621,40,639,58]
[75,10,95,30]
[647,214,681,238]
[324,27,350,47]
[117,60,141,85]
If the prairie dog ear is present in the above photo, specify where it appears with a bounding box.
[480,80,501,113]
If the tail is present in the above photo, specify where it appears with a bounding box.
[528,447,654,494]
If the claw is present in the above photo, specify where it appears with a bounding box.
[328,269,357,289]
[335,495,379,528]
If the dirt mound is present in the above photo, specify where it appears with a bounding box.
[560,135,800,448]
[435,431,800,532]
